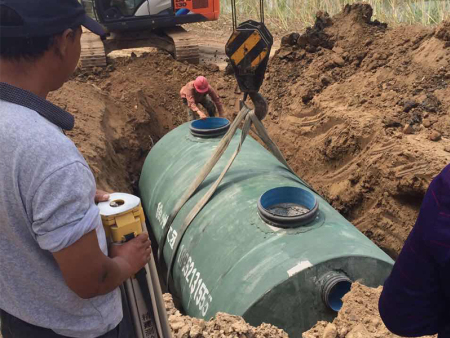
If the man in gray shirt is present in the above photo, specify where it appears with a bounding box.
[0,1,152,337]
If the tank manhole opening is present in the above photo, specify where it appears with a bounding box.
[189,117,230,138]
[321,272,352,312]
[257,186,319,228]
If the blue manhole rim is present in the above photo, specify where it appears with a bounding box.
[189,117,230,138]
[257,186,319,228]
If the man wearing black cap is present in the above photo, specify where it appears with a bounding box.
[0,1,151,337]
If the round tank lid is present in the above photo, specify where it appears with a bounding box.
[190,117,230,138]
[257,186,319,228]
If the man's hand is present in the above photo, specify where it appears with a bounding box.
[53,230,151,299]
[218,110,225,118]
[109,233,152,275]
[197,110,208,120]
[95,190,110,203]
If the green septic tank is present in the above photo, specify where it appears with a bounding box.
[139,119,393,336]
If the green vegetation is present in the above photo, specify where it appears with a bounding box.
[222,0,450,30]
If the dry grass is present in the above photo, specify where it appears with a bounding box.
[221,0,450,32]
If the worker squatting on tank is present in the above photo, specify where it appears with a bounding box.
[0,1,150,337]
[180,76,225,121]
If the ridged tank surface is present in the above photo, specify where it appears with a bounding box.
[139,122,394,335]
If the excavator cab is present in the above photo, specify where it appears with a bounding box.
[87,0,220,31]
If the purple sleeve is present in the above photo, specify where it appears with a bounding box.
[379,166,450,336]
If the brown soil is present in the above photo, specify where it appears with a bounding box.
[47,3,450,336]
[164,293,288,338]
[262,4,450,259]
[302,283,436,338]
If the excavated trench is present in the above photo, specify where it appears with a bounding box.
[50,53,201,195]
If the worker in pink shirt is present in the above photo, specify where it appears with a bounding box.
[180,76,225,121]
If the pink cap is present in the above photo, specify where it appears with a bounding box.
[194,76,209,94]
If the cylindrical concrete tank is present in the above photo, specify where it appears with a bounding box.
[139,122,393,335]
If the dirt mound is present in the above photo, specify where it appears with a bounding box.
[303,283,436,338]
[263,5,450,258]
[164,294,288,338]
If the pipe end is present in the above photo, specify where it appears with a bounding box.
[321,272,352,312]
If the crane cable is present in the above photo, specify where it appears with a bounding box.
[260,0,265,23]
[230,0,265,30]
[146,0,151,15]
[231,0,237,31]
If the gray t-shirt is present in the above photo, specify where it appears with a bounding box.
[0,100,122,337]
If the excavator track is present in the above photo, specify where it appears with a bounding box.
[164,26,200,65]
[80,28,107,68]
[79,26,199,69]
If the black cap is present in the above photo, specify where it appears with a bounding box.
[0,0,106,38]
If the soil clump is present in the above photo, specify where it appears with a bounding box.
[164,293,288,338]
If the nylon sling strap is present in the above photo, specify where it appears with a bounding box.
[157,104,252,263]
[158,103,313,287]
[165,109,254,286]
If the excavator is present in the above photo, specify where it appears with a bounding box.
[80,0,220,68]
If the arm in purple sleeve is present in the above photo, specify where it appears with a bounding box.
[379,167,450,336]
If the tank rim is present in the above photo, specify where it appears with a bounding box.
[189,117,230,138]
[257,186,319,228]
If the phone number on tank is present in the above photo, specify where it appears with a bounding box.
[178,245,212,316]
